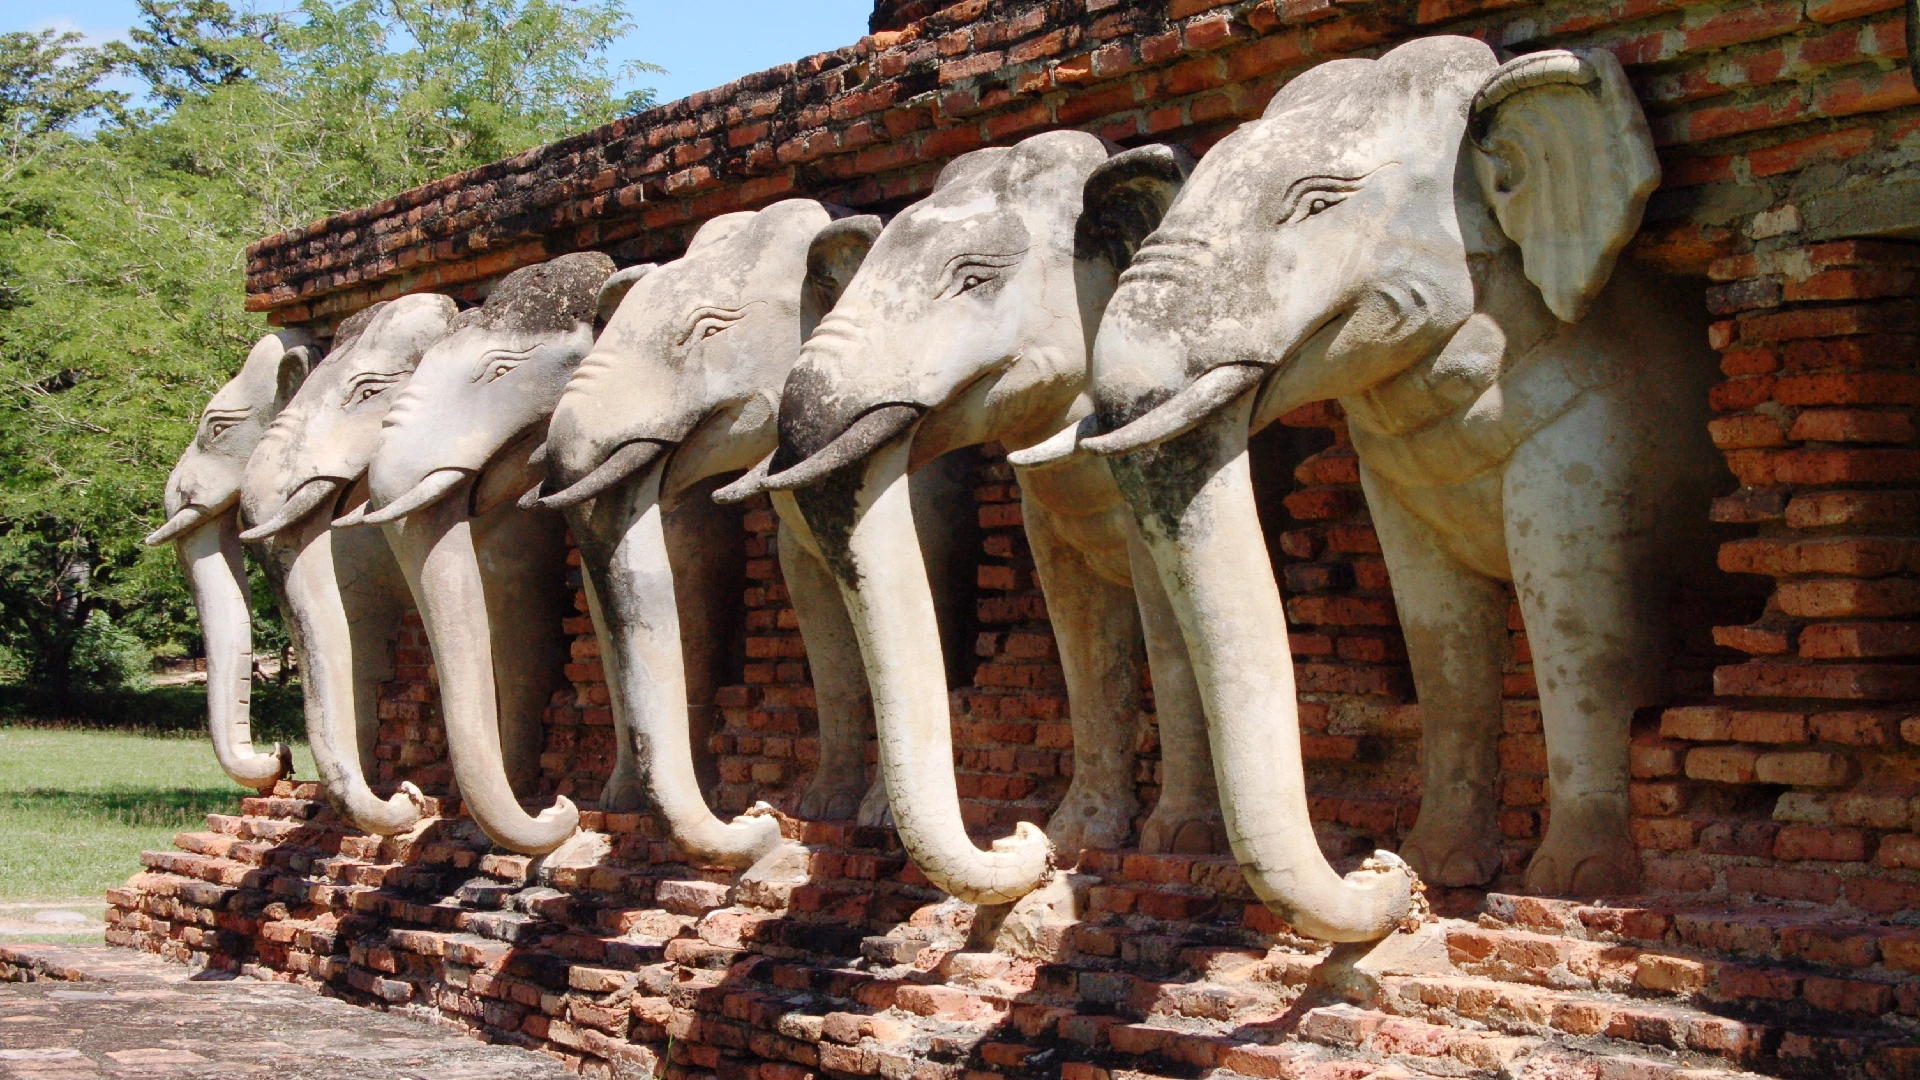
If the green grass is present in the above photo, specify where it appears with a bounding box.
[0,681,306,743]
[0,725,316,903]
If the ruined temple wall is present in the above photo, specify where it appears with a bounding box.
[288,0,1920,902]
[99,1,1920,1074]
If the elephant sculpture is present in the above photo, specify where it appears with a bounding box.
[1045,37,1718,919]
[345,253,619,855]
[538,200,973,869]
[239,295,457,834]
[145,329,321,790]
[724,131,1235,907]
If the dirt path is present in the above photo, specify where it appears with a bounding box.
[0,945,568,1079]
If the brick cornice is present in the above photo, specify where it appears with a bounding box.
[247,0,1920,327]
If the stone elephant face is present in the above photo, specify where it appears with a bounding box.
[147,330,320,547]
[759,130,1187,487]
[356,252,616,525]
[1082,36,1658,454]
[536,199,855,871]
[347,253,612,856]
[144,329,320,793]
[239,294,456,541]
[540,200,847,507]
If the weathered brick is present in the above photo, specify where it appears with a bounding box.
[1756,751,1857,787]
[1686,745,1760,783]
[1773,824,1868,860]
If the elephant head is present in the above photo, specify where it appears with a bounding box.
[539,201,854,867]
[1051,38,1659,938]
[355,253,616,855]
[1076,39,1655,458]
[730,131,1191,905]
[240,294,457,834]
[145,329,320,790]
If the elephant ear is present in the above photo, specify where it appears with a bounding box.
[275,343,319,409]
[1077,143,1194,273]
[1469,49,1658,323]
[595,263,655,334]
[330,299,388,354]
[801,215,881,340]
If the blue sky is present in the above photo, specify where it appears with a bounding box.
[7,0,875,107]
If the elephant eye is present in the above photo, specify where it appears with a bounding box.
[345,372,406,404]
[939,252,1023,300]
[1286,190,1351,225]
[678,305,756,347]
[1278,171,1375,226]
[202,414,243,442]
[474,347,539,383]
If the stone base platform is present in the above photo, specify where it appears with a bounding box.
[0,941,567,1078]
[105,782,1919,1080]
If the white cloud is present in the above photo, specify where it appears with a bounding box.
[25,15,131,46]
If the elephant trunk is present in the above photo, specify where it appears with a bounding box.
[1111,393,1413,942]
[570,468,783,867]
[784,439,1051,904]
[177,509,288,790]
[385,500,578,853]
[277,518,422,833]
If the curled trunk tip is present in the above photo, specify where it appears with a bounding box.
[1246,845,1420,942]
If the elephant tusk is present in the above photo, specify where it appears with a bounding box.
[763,404,921,492]
[1006,414,1099,471]
[361,469,471,525]
[1082,364,1268,458]
[539,440,669,510]
[711,451,777,505]
[240,477,343,541]
[146,505,213,547]
[331,505,368,528]
[516,483,547,511]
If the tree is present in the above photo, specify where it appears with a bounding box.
[0,0,655,702]
[0,30,126,159]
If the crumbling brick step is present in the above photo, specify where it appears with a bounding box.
[1472,894,1920,1027]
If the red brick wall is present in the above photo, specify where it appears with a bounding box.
[1630,238,1920,914]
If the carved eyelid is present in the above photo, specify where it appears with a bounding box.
[345,370,409,397]
[470,346,540,382]
[677,303,757,347]
[1276,166,1385,221]
[936,249,1027,294]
